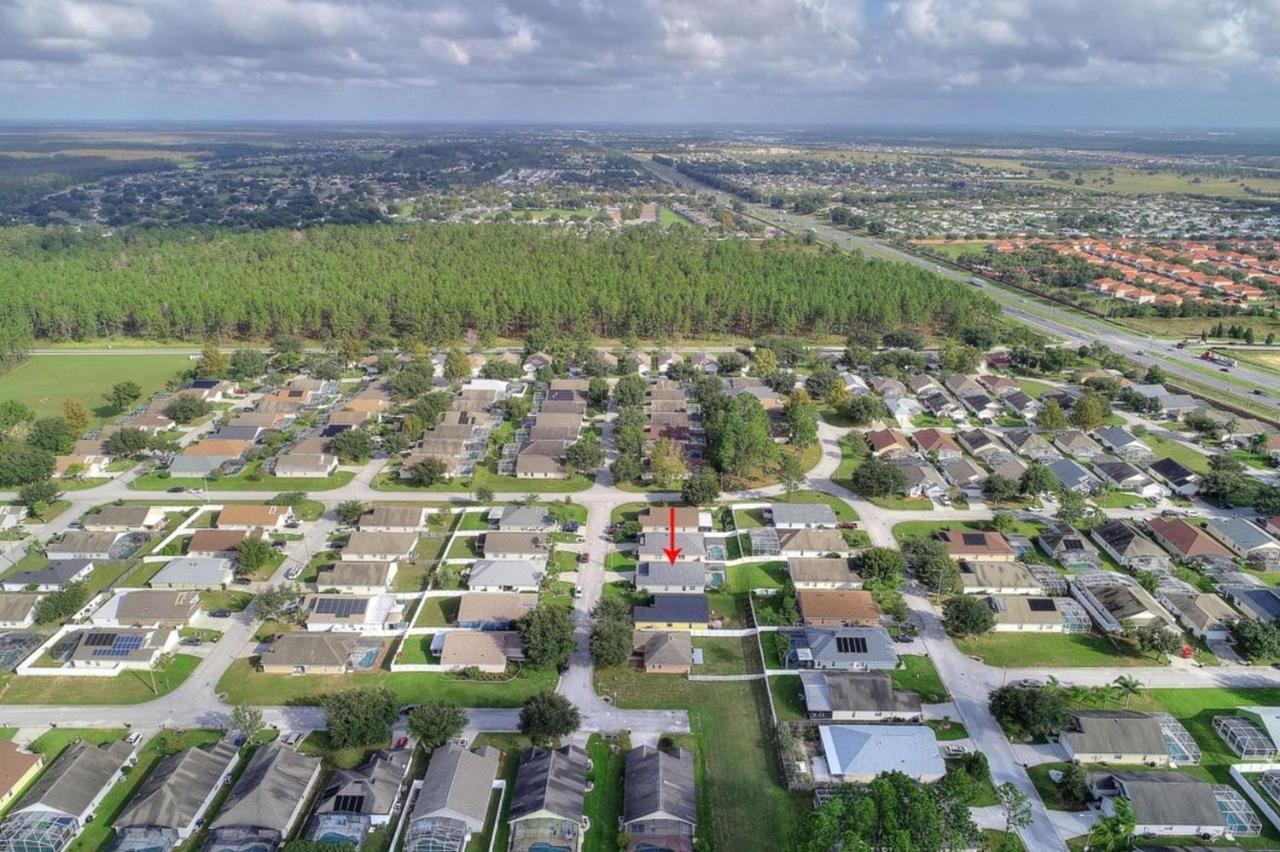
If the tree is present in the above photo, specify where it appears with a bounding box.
[1088,796,1136,852]
[336,500,366,526]
[18,479,61,517]
[164,396,211,424]
[253,584,300,621]
[1055,487,1088,526]
[825,383,852,417]
[587,377,609,410]
[34,581,88,624]
[751,347,778,378]
[1057,762,1091,809]
[405,457,447,487]
[61,398,90,435]
[565,433,605,475]
[235,536,275,576]
[680,469,720,505]
[989,685,1069,740]
[27,417,74,454]
[105,427,151,457]
[195,345,229,380]
[716,351,746,376]
[517,605,576,669]
[610,452,643,485]
[1229,618,1280,661]
[0,400,36,434]
[847,394,886,426]
[613,373,647,408]
[850,454,907,498]
[519,691,581,746]
[783,398,818,447]
[649,438,688,490]
[996,782,1033,833]
[0,442,55,487]
[1111,675,1144,709]
[474,484,495,504]
[803,363,839,399]
[321,686,400,749]
[777,454,806,500]
[903,537,960,593]
[857,548,906,587]
[589,597,633,667]
[407,701,468,749]
[1070,390,1108,431]
[1132,623,1180,662]
[230,705,265,739]
[983,473,1019,504]
[713,395,777,481]
[330,428,375,462]
[943,595,996,637]
[443,348,471,382]
[228,349,269,380]
[1034,397,1068,430]
[1019,461,1056,499]
[1144,365,1166,385]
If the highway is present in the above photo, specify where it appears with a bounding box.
[636,156,1280,420]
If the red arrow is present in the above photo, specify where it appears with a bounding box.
[662,505,682,565]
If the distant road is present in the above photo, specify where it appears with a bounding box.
[636,155,1280,419]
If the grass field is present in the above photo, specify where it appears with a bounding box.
[591,670,800,851]
[890,655,949,703]
[953,633,1156,668]
[373,468,593,494]
[132,464,356,492]
[911,240,991,259]
[215,658,558,706]
[1229,349,1280,376]
[1139,434,1211,473]
[0,354,191,424]
[0,654,200,704]
[1110,314,1280,340]
[891,518,1045,543]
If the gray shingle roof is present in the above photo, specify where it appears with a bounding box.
[116,739,238,830]
[769,503,837,527]
[16,740,134,818]
[510,746,588,823]
[622,747,696,827]
[212,744,321,834]
[1062,712,1168,758]
[314,749,410,817]
[412,744,500,831]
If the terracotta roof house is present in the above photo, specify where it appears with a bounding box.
[865,429,912,458]
[638,506,701,533]
[796,590,881,627]
[911,429,962,459]
[786,558,863,590]
[0,740,42,810]
[187,529,248,559]
[1147,518,1235,569]
[216,504,294,531]
[937,530,1016,562]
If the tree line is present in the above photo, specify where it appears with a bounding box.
[0,224,997,361]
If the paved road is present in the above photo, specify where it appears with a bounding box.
[637,156,1280,419]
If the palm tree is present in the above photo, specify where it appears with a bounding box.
[1088,796,1136,851]
[1113,675,1143,709]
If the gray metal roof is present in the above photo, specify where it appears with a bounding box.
[467,560,544,588]
[497,506,556,530]
[1090,771,1224,828]
[411,744,499,832]
[633,595,709,624]
[1062,712,1168,757]
[800,671,921,715]
[150,557,233,588]
[635,562,706,589]
[510,746,588,823]
[769,503,837,527]
[1208,518,1279,555]
[15,740,134,818]
[802,627,898,667]
[622,747,696,827]
[1,559,93,590]
[116,739,238,830]
[212,744,321,833]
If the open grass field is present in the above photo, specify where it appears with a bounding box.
[0,354,191,424]
[132,464,356,492]
[215,658,558,707]
[892,518,1046,543]
[949,157,1280,200]
[372,468,593,494]
[1228,349,1280,376]
[954,632,1156,668]
[1110,314,1280,340]
[0,654,200,704]
[1139,433,1211,474]
[911,240,992,259]
[590,670,800,852]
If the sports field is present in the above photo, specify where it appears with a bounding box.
[0,354,191,424]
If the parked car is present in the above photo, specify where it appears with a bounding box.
[578,552,589,564]
[167,486,184,493]
[209,609,232,618]
[180,637,202,646]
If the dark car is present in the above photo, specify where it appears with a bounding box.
[578,552,589,564]
[167,486,184,493]
[209,609,231,618]
[232,577,251,586]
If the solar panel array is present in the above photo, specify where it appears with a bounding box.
[88,633,145,658]
[835,636,868,654]
[310,597,369,618]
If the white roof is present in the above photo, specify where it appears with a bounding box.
[820,725,944,779]
[151,557,234,586]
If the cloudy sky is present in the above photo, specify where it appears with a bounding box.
[0,0,1277,125]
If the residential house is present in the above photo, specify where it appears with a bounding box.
[819,726,945,783]
[1207,518,1280,570]
[46,531,120,561]
[481,533,550,561]
[890,459,949,500]
[342,532,419,562]
[81,505,167,533]
[216,505,294,531]
[149,557,234,591]
[985,595,1081,632]
[959,562,1041,595]
[778,529,850,558]
[865,428,912,458]
[1094,458,1166,500]
[0,740,41,811]
[620,747,697,852]
[1,559,93,593]
[258,633,382,675]
[496,506,558,532]
[308,749,411,841]
[1094,427,1153,463]
[786,558,863,590]
[438,631,520,674]
[455,592,538,629]
[66,627,178,672]
[302,594,404,634]
[1149,458,1200,496]
[0,594,40,629]
[508,746,589,852]
[1053,430,1104,460]
[1221,586,1280,622]
[634,631,692,674]
[273,453,339,478]
[1047,458,1100,495]
[634,562,706,595]
[466,560,544,593]
[637,533,706,563]
[941,456,986,487]
[313,561,397,594]
[769,503,837,529]
[633,595,710,632]
[796,590,880,627]
[937,530,1016,562]
[1002,429,1059,462]
[1160,592,1236,641]
[186,529,247,560]
[1062,712,1175,765]
[956,428,1002,458]
[113,739,240,851]
[206,745,323,852]
[1071,578,1174,633]
[1091,520,1172,572]
[911,429,962,459]
[788,627,898,671]
[403,744,500,852]
[89,589,200,629]
[1146,518,1235,569]
[799,671,923,722]
[0,740,135,852]
[1037,529,1102,571]
[1087,772,1231,839]
[988,452,1028,482]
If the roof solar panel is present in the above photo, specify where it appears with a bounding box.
[1027,598,1057,612]
[312,597,368,617]
[962,533,986,546]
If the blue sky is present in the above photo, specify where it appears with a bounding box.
[0,0,1276,126]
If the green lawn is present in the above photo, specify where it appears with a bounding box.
[591,671,799,851]
[768,674,807,722]
[723,561,787,593]
[0,654,201,705]
[414,596,460,627]
[372,468,593,494]
[132,465,356,492]
[691,636,764,675]
[583,735,628,852]
[869,496,933,511]
[1139,434,1211,474]
[1014,378,1055,399]
[446,536,481,559]
[775,489,860,523]
[215,658,558,707]
[891,518,1045,543]
[890,655,948,703]
[0,354,191,425]
[954,632,1157,668]
[605,551,637,572]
